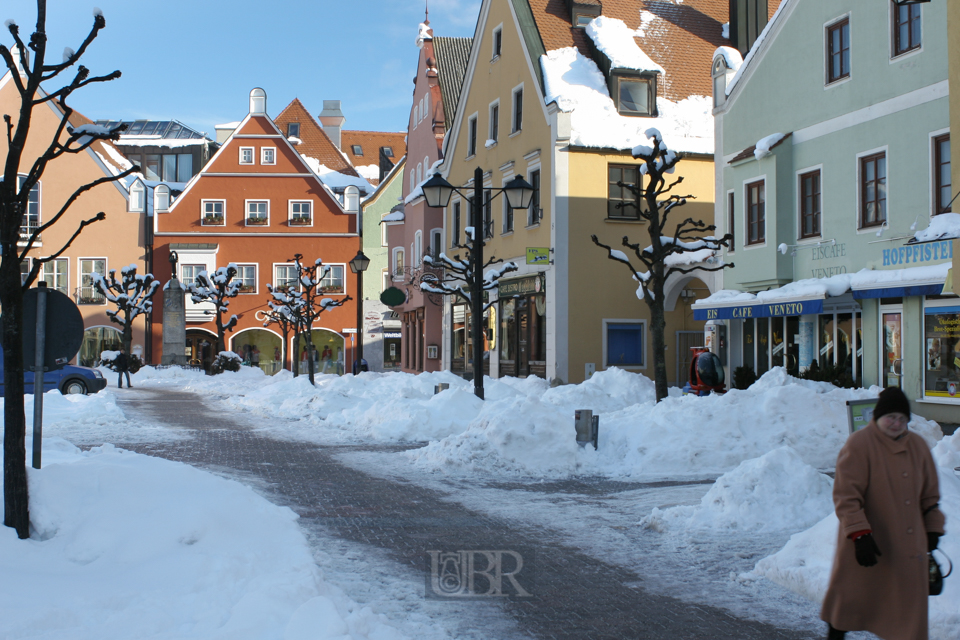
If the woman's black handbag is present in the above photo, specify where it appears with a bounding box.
[929,549,952,596]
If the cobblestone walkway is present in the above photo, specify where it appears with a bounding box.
[116,388,815,640]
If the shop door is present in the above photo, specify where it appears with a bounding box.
[881,310,903,388]
[517,299,530,377]
[185,331,214,372]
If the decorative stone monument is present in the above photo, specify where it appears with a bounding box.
[161,251,187,365]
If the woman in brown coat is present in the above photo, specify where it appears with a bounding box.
[821,386,946,640]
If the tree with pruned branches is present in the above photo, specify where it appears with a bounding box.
[92,265,159,359]
[278,254,351,386]
[1,3,137,539]
[592,129,732,403]
[186,264,241,358]
[260,293,297,373]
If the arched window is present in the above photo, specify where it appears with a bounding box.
[154,184,170,213]
[424,156,430,175]
[417,163,422,186]
[414,230,422,266]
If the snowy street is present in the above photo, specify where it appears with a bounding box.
[2,366,959,639]
[113,386,811,640]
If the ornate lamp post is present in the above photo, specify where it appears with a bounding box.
[422,169,534,399]
[349,250,370,372]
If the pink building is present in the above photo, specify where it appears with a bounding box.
[388,19,472,373]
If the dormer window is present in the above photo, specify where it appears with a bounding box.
[287,123,300,138]
[614,76,656,117]
[574,14,593,28]
[128,181,145,213]
[154,184,170,213]
[351,145,363,156]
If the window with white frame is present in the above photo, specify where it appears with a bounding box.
[202,200,225,226]
[246,200,269,225]
[527,168,541,226]
[236,264,257,293]
[20,257,31,285]
[154,184,170,213]
[492,25,502,59]
[42,258,68,294]
[274,264,299,291]
[239,147,254,164]
[393,248,405,277]
[502,181,514,233]
[128,181,144,213]
[417,163,423,186]
[79,258,106,304]
[289,201,312,225]
[261,147,276,165]
[181,263,204,284]
[489,101,499,144]
[17,176,39,244]
[380,213,389,246]
[605,320,645,367]
[512,86,523,133]
[430,229,442,259]
[414,231,422,267]
[319,264,345,294]
[382,270,391,293]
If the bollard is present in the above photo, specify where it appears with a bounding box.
[574,410,599,450]
[435,383,450,394]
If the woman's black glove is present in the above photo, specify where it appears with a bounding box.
[928,532,941,552]
[854,533,882,567]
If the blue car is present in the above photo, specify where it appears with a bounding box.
[0,347,107,395]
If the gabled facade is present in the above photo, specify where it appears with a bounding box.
[704,0,954,421]
[150,89,360,374]
[391,20,472,373]
[0,71,148,367]
[437,0,727,385]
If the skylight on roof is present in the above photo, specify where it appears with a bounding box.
[351,145,364,156]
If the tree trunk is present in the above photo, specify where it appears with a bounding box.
[121,308,133,357]
[648,282,669,402]
[292,331,300,378]
[1,252,30,539]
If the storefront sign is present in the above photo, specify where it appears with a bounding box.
[694,299,823,321]
[882,241,953,267]
[809,243,848,278]
[923,305,960,399]
[526,248,550,265]
[384,332,401,338]
[499,274,543,297]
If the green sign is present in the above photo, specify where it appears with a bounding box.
[380,287,406,307]
[526,248,550,265]
[499,274,542,297]
[846,398,879,435]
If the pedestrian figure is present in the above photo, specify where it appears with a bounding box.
[821,386,945,640]
[116,347,132,389]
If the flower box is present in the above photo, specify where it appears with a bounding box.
[289,217,312,226]
[246,217,269,226]
[202,215,224,225]
[238,284,256,293]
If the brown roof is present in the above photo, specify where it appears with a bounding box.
[274,98,357,176]
[340,131,406,169]
[728,131,792,164]
[527,0,780,102]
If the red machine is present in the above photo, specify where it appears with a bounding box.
[685,347,726,396]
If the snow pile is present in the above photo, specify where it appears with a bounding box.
[585,16,664,74]
[754,132,787,159]
[117,136,208,148]
[301,157,374,194]
[913,212,960,243]
[355,164,380,181]
[540,47,713,154]
[0,438,406,640]
[750,435,960,639]
[640,446,833,533]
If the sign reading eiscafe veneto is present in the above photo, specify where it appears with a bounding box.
[693,299,824,321]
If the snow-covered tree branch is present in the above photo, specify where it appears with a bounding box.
[421,229,518,313]
[592,129,734,402]
[91,265,159,358]
[186,264,240,360]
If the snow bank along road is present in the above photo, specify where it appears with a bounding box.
[115,387,811,640]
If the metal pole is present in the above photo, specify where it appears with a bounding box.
[357,269,364,364]
[472,166,484,400]
[32,281,48,469]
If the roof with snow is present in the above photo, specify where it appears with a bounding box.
[273,98,357,177]
[433,36,473,128]
[341,131,406,168]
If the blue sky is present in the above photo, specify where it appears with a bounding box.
[3,0,481,136]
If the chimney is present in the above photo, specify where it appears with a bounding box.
[249,87,267,115]
[729,0,769,58]
[319,100,346,150]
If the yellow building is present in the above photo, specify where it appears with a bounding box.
[436,0,726,385]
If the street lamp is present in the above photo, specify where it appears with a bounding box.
[349,250,370,373]
[422,169,534,399]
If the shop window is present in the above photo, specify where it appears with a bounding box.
[746,179,765,245]
[799,170,821,238]
[859,153,886,228]
[935,135,951,214]
[608,165,640,220]
[605,321,644,367]
[923,304,960,398]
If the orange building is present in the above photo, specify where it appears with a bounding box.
[149,89,361,373]
[0,69,149,368]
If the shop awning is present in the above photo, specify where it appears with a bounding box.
[849,263,950,299]
[693,297,823,321]
[850,283,945,299]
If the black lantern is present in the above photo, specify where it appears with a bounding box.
[349,250,370,274]
[421,173,455,208]
[502,174,535,210]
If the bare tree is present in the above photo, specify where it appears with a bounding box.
[186,264,240,356]
[591,129,732,402]
[2,4,136,538]
[92,265,159,359]
[284,254,351,385]
[265,282,304,376]
[260,294,297,373]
